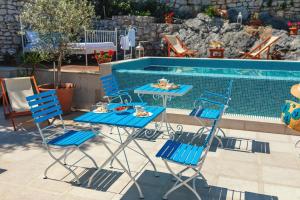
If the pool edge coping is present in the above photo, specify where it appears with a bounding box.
[165,108,300,136]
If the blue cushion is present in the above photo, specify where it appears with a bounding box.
[190,108,220,120]
[156,140,204,166]
[26,31,40,44]
[48,130,96,147]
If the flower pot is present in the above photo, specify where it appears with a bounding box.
[289,27,298,35]
[38,83,74,114]
[248,19,262,27]
[165,17,173,24]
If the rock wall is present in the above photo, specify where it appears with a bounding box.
[164,0,300,20]
[0,0,29,62]
[96,14,300,60]
[0,0,299,62]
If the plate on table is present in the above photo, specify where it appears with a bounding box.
[92,107,110,113]
[133,112,153,118]
[151,83,180,90]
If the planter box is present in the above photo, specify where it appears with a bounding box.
[35,65,112,110]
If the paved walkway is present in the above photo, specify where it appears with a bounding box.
[0,109,300,200]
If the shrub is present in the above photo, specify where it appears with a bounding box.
[204,6,218,18]
[90,0,172,21]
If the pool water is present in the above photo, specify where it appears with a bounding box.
[144,65,300,79]
[112,58,300,118]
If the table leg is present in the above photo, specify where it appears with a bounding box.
[124,128,159,177]
[110,127,131,173]
[88,130,144,198]
[150,95,183,139]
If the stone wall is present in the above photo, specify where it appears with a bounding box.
[1,0,300,62]
[163,0,300,20]
[0,0,29,62]
[94,15,169,56]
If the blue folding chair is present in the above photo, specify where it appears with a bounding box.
[190,80,233,146]
[156,100,225,200]
[200,80,233,107]
[26,90,99,185]
[100,74,142,103]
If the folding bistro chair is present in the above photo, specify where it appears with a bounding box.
[1,76,39,131]
[163,35,198,57]
[240,36,280,59]
[156,99,225,200]
[190,80,233,147]
[26,90,99,185]
[100,74,143,103]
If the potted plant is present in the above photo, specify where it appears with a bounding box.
[288,21,299,35]
[21,0,95,113]
[94,50,115,75]
[94,50,115,66]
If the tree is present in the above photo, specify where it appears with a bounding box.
[21,0,95,87]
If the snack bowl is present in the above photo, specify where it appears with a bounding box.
[114,106,130,114]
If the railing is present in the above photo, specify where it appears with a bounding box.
[84,28,118,46]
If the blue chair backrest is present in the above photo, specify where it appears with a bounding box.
[100,74,120,96]
[26,90,62,124]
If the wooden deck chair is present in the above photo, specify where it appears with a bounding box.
[163,35,198,57]
[0,76,39,131]
[241,36,280,59]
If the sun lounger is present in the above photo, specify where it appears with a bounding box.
[163,35,198,57]
[0,76,39,131]
[240,36,280,59]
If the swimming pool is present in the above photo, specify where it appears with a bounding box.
[112,57,300,118]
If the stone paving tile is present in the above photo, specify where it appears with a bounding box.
[263,183,300,200]
[217,176,259,193]
[262,165,300,187]
[1,109,300,200]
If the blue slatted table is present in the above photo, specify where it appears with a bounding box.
[74,104,165,195]
[74,105,164,128]
[134,84,193,97]
[134,84,193,138]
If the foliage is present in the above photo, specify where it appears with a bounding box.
[21,0,95,86]
[280,2,287,9]
[267,0,273,7]
[290,0,294,6]
[21,52,49,75]
[204,6,218,18]
[90,0,172,21]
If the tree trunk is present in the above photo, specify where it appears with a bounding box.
[57,52,63,88]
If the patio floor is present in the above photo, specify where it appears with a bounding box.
[0,108,300,200]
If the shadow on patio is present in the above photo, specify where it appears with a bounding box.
[121,170,278,200]
[0,109,106,153]
[169,131,270,154]
[0,168,7,175]
[74,168,123,191]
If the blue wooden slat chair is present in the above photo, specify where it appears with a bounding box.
[190,80,233,147]
[26,90,99,185]
[156,100,224,200]
[100,74,142,103]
